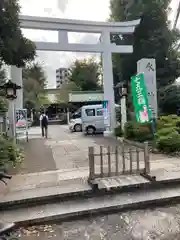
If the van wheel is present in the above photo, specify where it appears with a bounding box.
[74,124,82,132]
[86,126,95,135]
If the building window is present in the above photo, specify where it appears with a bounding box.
[85,109,95,116]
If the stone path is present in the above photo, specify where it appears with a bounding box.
[11,138,57,175]
[1,125,180,197]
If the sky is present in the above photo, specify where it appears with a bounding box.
[19,0,110,88]
[19,0,177,88]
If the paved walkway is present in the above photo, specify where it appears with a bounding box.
[1,125,180,196]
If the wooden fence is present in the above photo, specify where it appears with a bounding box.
[88,141,150,181]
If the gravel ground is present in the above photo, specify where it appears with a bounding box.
[3,204,180,240]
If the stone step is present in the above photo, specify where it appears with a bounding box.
[2,172,180,211]
[0,174,151,210]
[2,186,180,226]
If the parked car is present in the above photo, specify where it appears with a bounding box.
[81,104,105,134]
[69,109,82,132]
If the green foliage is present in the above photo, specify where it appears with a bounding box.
[56,81,81,103]
[0,134,23,170]
[110,0,180,113]
[0,96,8,112]
[156,114,180,129]
[114,125,123,137]
[124,115,180,153]
[159,85,180,114]
[0,0,36,67]
[155,127,177,138]
[23,62,48,110]
[0,67,8,112]
[69,58,102,91]
[124,121,153,142]
[155,115,180,152]
[156,132,180,153]
[124,121,135,139]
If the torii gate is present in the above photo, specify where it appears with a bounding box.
[12,15,140,133]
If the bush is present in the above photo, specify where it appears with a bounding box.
[123,115,180,152]
[124,121,153,142]
[156,131,180,153]
[124,121,135,139]
[156,115,180,130]
[155,115,180,152]
[155,127,177,138]
[114,125,123,137]
[0,97,8,112]
[133,123,153,142]
[0,134,22,171]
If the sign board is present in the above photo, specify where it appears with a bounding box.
[69,92,104,102]
[15,109,28,139]
[131,73,152,123]
[102,100,110,127]
[137,58,157,118]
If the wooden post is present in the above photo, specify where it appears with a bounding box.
[136,148,140,172]
[107,146,111,177]
[115,146,119,175]
[144,142,150,174]
[122,142,125,173]
[100,146,104,177]
[129,147,133,173]
[89,147,95,180]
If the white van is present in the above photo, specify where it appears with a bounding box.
[81,104,105,134]
[69,109,82,132]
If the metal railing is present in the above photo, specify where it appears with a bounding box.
[88,141,150,181]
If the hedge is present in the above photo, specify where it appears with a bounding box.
[124,121,153,142]
[0,134,23,171]
[123,115,180,153]
[114,125,123,137]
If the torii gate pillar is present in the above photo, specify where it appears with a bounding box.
[101,31,116,134]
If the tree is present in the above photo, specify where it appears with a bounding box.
[23,63,48,110]
[0,0,36,67]
[110,0,180,113]
[69,58,102,91]
[56,81,80,103]
[159,84,180,114]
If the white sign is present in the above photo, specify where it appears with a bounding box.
[69,92,104,102]
[16,109,28,139]
[103,100,110,128]
[137,58,158,118]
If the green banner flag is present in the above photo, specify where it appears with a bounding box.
[131,73,152,123]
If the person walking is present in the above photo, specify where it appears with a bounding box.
[39,112,48,138]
